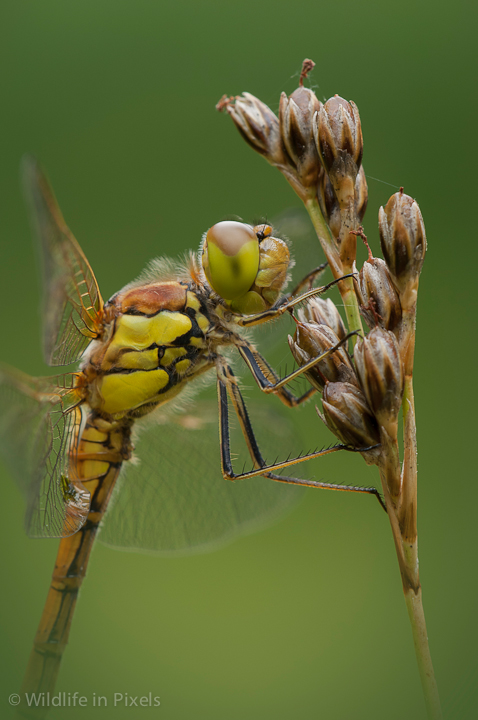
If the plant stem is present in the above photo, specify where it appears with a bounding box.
[305,197,363,344]
[378,460,442,719]
[304,196,341,275]
[404,588,443,720]
[378,286,442,718]
[399,374,417,538]
[301,161,439,716]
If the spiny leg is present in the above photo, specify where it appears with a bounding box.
[236,273,355,328]
[217,361,337,478]
[238,340,316,408]
[217,362,265,473]
[216,362,386,511]
[238,331,358,400]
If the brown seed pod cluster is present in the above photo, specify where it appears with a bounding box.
[219,62,426,465]
[289,189,425,465]
[217,59,368,276]
[219,62,441,713]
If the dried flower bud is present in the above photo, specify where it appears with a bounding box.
[221,92,287,166]
[354,327,404,430]
[313,96,363,180]
[317,164,367,241]
[317,166,341,238]
[355,165,368,223]
[297,297,347,341]
[379,190,426,295]
[357,257,402,332]
[279,86,322,189]
[288,322,357,392]
[321,382,380,460]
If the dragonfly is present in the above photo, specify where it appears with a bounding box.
[0,157,382,710]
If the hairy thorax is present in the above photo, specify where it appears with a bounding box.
[81,281,215,419]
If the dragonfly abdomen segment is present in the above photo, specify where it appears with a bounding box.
[19,414,130,707]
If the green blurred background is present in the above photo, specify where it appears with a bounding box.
[0,1,476,718]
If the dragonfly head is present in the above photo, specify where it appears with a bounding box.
[201,221,291,314]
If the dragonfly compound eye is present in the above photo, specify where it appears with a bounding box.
[202,221,259,301]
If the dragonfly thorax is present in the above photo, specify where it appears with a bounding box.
[84,281,213,418]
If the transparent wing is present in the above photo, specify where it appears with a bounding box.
[98,210,329,556]
[99,400,305,556]
[0,365,90,537]
[22,155,104,366]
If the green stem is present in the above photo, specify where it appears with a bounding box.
[378,460,442,720]
[304,196,341,276]
[304,197,363,345]
[389,291,441,718]
[404,588,443,720]
[340,280,363,348]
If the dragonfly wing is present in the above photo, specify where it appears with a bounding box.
[99,401,305,556]
[0,366,90,537]
[22,156,104,366]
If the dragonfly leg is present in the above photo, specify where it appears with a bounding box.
[237,340,315,408]
[238,332,358,404]
[235,273,355,328]
[216,362,386,510]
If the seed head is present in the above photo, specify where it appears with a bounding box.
[220,92,287,167]
[357,256,402,332]
[279,85,322,190]
[355,165,368,223]
[321,381,381,460]
[313,96,363,180]
[379,190,427,295]
[317,167,341,239]
[288,322,357,392]
[354,327,404,430]
[317,163,367,242]
[297,297,347,341]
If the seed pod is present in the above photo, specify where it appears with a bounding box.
[317,166,341,238]
[355,165,368,223]
[279,86,322,190]
[321,381,381,454]
[297,297,347,341]
[221,92,287,167]
[317,164,367,241]
[357,257,402,332]
[354,327,404,429]
[288,322,358,392]
[379,190,427,294]
[313,96,363,180]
